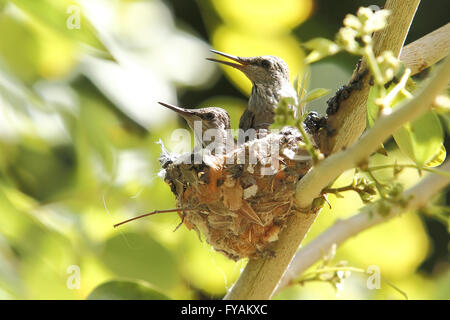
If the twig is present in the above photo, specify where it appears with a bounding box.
[323,185,358,194]
[294,265,408,299]
[369,163,450,178]
[277,161,450,293]
[113,208,191,228]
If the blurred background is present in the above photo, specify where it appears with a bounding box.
[0,0,448,299]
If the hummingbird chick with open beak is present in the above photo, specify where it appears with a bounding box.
[158,102,232,155]
[208,50,297,143]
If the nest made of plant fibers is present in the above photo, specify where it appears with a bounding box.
[159,127,314,261]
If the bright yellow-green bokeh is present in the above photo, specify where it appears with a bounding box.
[339,212,429,278]
[179,229,245,295]
[78,253,115,298]
[212,27,305,95]
[211,0,313,34]
[31,21,77,80]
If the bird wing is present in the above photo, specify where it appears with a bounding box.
[239,108,254,132]
[238,108,255,143]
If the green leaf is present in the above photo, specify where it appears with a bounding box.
[425,144,446,168]
[87,280,170,300]
[278,96,296,107]
[101,232,179,290]
[293,75,300,96]
[298,71,310,101]
[367,85,380,128]
[367,81,406,128]
[9,0,114,60]
[304,88,330,103]
[393,111,444,167]
[304,38,340,64]
[273,96,297,128]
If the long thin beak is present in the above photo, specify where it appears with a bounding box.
[158,102,193,118]
[207,49,248,70]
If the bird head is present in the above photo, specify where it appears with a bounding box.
[158,102,231,132]
[158,102,232,150]
[207,50,291,87]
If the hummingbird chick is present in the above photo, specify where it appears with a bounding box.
[158,102,232,154]
[208,50,297,143]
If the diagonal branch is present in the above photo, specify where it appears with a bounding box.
[294,55,450,207]
[400,23,450,76]
[277,160,450,292]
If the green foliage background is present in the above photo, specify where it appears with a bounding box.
[0,0,448,299]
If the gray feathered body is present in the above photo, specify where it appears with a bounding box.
[240,80,297,132]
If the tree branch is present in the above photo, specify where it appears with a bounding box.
[400,23,450,76]
[224,54,450,300]
[320,0,421,155]
[277,161,450,292]
[295,55,450,207]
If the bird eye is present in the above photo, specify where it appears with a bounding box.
[261,59,271,68]
[204,113,215,120]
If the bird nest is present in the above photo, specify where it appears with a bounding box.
[159,127,313,261]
